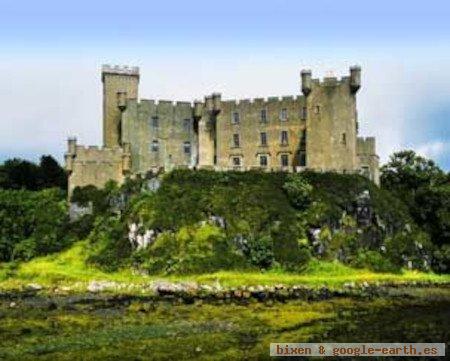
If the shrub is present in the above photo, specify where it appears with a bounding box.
[384,229,433,271]
[235,233,274,269]
[351,250,399,273]
[0,188,69,261]
[86,215,132,272]
[140,224,246,274]
[282,174,312,210]
[432,244,450,273]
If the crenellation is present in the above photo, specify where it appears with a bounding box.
[101,64,140,77]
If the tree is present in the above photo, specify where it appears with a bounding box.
[0,155,67,191]
[381,150,449,246]
[40,155,67,190]
[381,150,446,196]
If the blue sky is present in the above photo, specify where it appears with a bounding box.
[0,0,449,169]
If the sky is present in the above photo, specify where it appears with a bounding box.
[0,0,449,169]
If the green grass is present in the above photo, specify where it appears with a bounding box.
[0,241,449,292]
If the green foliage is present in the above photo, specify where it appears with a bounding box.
[282,173,312,210]
[351,250,399,273]
[71,180,121,215]
[237,233,274,269]
[0,188,69,261]
[0,155,66,191]
[384,229,433,271]
[302,171,411,232]
[86,215,132,272]
[433,244,450,273]
[137,224,245,274]
[381,150,449,246]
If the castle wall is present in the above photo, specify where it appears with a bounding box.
[357,136,380,185]
[65,141,130,195]
[121,99,197,174]
[215,96,307,170]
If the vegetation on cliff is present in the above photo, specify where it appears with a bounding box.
[0,150,448,284]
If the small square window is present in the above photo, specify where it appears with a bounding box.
[281,130,288,145]
[232,112,240,124]
[260,132,267,146]
[260,155,268,167]
[314,105,320,114]
[300,129,307,149]
[260,109,267,123]
[281,154,289,167]
[151,140,159,152]
[232,157,241,166]
[341,133,346,145]
[299,151,306,166]
[183,119,191,131]
[280,108,288,121]
[151,116,159,128]
[233,134,240,147]
[183,141,191,154]
[301,107,307,120]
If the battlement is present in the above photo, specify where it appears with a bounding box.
[311,76,350,87]
[101,64,140,81]
[221,95,305,106]
[357,136,377,155]
[126,98,194,114]
[302,66,360,96]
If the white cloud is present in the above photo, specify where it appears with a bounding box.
[415,140,450,159]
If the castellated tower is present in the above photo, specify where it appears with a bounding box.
[301,66,360,173]
[102,65,140,147]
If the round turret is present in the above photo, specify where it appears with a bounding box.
[301,69,312,96]
[212,93,221,114]
[350,65,361,93]
[68,137,77,154]
[193,100,203,119]
[205,96,214,114]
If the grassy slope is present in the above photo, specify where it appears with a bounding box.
[0,241,449,291]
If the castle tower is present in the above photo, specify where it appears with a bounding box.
[197,93,221,168]
[102,65,140,148]
[301,66,361,173]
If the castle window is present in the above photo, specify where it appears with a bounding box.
[232,112,240,124]
[301,107,307,120]
[260,109,267,123]
[151,116,159,128]
[183,141,191,154]
[314,105,320,114]
[233,133,240,148]
[183,119,191,131]
[298,151,307,166]
[341,133,346,145]
[361,166,370,178]
[151,140,159,152]
[232,157,241,166]
[281,154,289,167]
[260,132,267,146]
[280,108,288,121]
[281,130,288,145]
[260,155,268,167]
[300,129,307,149]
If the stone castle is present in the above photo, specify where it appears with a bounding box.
[65,65,379,194]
